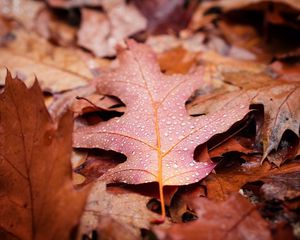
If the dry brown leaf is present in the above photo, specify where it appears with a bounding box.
[155,193,272,240]
[205,156,271,201]
[208,137,253,158]
[0,73,88,239]
[190,69,300,164]
[206,156,300,201]
[79,181,164,239]
[0,29,109,92]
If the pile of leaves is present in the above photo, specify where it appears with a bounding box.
[0,0,300,239]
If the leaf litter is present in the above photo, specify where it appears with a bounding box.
[0,0,300,239]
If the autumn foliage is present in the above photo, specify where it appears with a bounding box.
[0,0,300,240]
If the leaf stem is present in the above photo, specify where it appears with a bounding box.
[154,106,166,221]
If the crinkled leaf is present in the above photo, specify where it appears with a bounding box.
[0,29,109,92]
[79,181,163,239]
[190,70,300,164]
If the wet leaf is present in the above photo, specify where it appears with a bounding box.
[73,40,250,218]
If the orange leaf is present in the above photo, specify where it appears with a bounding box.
[0,73,88,239]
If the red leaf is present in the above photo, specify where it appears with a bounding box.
[73,40,250,218]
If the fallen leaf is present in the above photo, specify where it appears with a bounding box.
[0,73,88,239]
[73,40,250,218]
[205,155,300,201]
[208,137,253,158]
[78,1,146,57]
[0,29,109,92]
[155,193,272,240]
[190,69,300,164]
[205,156,271,201]
[79,181,163,239]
